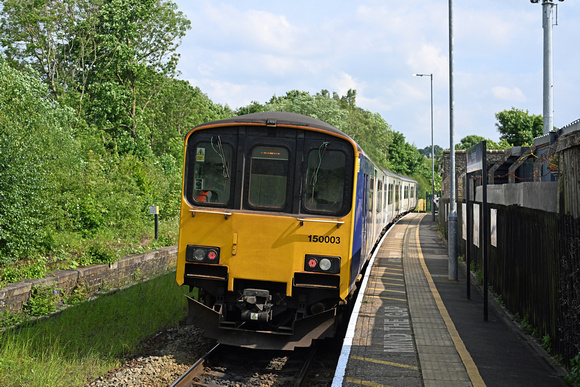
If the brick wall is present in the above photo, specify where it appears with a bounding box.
[0,245,177,314]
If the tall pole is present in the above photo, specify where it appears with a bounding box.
[413,73,435,221]
[448,0,458,281]
[430,74,435,222]
[542,0,556,135]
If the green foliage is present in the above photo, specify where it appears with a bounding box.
[456,135,488,150]
[455,135,511,150]
[495,107,543,146]
[0,57,77,264]
[64,282,89,306]
[0,311,28,329]
[0,272,191,386]
[565,353,580,385]
[386,131,424,176]
[23,285,62,316]
[0,257,49,286]
[418,144,443,158]
[85,241,117,265]
[520,315,538,337]
[1,0,192,157]
[541,335,552,353]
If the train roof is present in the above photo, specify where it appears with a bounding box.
[192,111,353,141]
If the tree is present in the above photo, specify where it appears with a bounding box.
[386,131,424,176]
[456,135,487,150]
[495,108,543,146]
[0,0,191,156]
[0,58,77,263]
[418,144,443,158]
[455,135,510,150]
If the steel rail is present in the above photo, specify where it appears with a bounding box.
[170,343,221,387]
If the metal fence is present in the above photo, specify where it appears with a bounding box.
[439,198,580,362]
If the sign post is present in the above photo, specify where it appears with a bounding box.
[466,141,488,321]
[150,206,159,240]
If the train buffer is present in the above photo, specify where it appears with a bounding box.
[333,212,566,387]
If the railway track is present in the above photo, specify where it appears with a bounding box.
[171,338,340,386]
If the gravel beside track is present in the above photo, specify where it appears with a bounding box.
[87,325,215,386]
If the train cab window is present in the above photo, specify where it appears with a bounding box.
[304,148,346,214]
[191,136,233,205]
[248,146,289,209]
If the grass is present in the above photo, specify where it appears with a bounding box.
[0,271,189,386]
[0,217,179,289]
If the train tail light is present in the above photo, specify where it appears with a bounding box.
[304,255,340,274]
[186,245,220,264]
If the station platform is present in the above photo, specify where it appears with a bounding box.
[333,212,566,387]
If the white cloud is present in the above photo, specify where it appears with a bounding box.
[491,86,526,102]
[173,0,580,149]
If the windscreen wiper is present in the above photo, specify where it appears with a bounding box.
[211,136,230,180]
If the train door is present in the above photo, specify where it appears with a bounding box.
[387,179,393,223]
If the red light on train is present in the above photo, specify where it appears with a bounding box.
[307,258,318,268]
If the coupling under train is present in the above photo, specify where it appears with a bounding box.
[176,112,417,349]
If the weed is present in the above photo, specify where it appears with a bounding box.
[520,315,538,337]
[541,335,552,353]
[496,294,504,305]
[99,280,110,293]
[132,269,143,282]
[0,311,28,329]
[86,241,117,265]
[23,285,62,316]
[565,353,580,385]
[476,268,483,285]
[65,282,89,306]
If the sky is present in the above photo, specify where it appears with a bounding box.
[172,0,579,151]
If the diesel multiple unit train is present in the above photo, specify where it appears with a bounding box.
[176,112,417,349]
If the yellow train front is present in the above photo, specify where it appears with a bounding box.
[176,112,415,350]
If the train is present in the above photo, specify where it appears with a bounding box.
[176,112,417,350]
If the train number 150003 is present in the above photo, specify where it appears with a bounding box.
[308,235,341,244]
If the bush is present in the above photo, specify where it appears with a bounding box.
[0,58,77,264]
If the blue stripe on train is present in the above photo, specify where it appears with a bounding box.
[349,155,365,288]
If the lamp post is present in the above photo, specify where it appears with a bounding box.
[530,0,563,136]
[413,73,435,222]
[448,0,458,281]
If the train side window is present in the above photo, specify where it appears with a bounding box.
[304,148,346,214]
[248,146,289,209]
[191,137,232,205]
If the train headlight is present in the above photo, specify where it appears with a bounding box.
[319,258,332,271]
[194,248,205,261]
[304,255,340,274]
[186,245,221,264]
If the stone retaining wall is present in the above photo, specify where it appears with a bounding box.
[0,245,178,314]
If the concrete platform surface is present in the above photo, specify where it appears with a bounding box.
[333,212,565,387]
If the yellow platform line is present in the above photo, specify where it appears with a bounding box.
[367,287,406,294]
[351,355,419,370]
[345,377,389,387]
[373,266,403,272]
[414,219,486,387]
[368,279,404,287]
[365,294,406,302]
